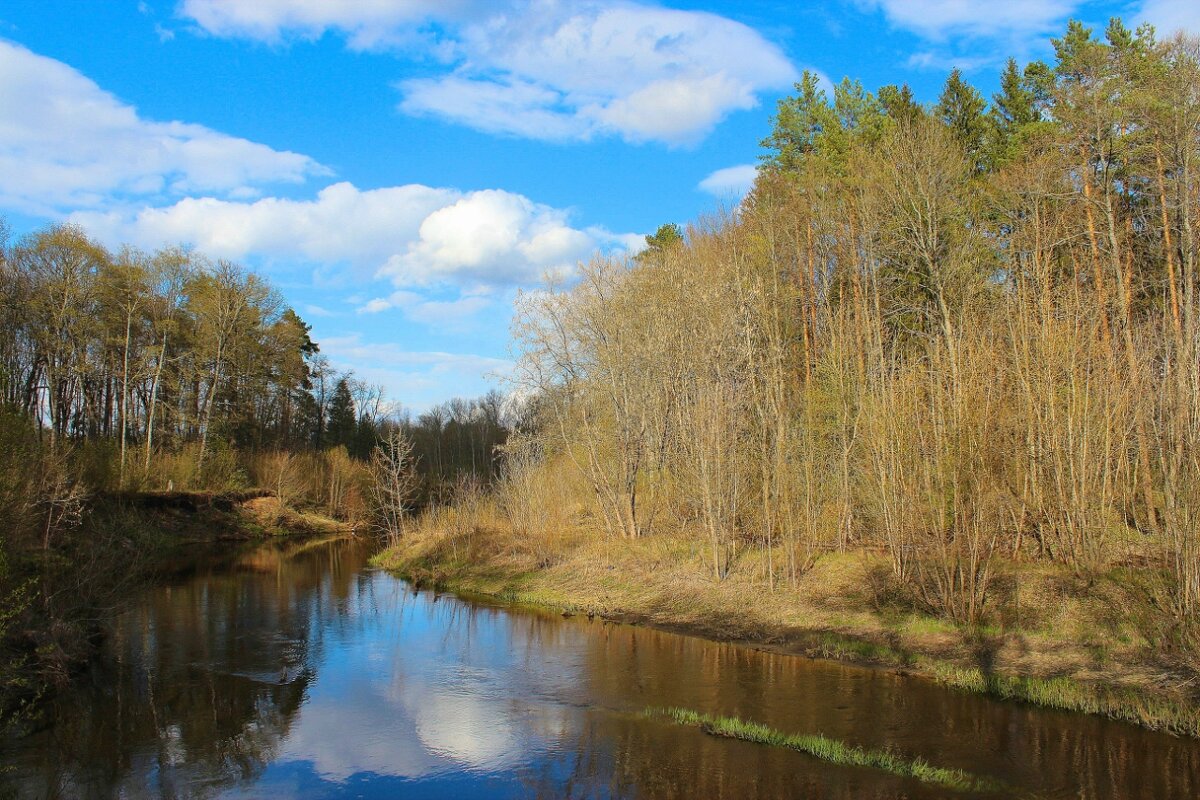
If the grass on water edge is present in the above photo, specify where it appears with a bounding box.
[810,630,1200,737]
[922,662,1200,737]
[648,707,1002,793]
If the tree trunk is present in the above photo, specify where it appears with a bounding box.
[144,331,168,474]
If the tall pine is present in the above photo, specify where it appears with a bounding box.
[936,68,989,172]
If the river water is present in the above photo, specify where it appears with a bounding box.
[2,535,1198,799]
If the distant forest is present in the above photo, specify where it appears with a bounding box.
[0,221,510,495]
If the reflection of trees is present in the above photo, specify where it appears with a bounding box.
[565,622,1200,800]
[388,594,1200,799]
[6,537,375,799]
[503,699,933,800]
[7,538,1200,799]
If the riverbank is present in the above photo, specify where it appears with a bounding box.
[375,524,1200,737]
[0,491,352,726]
[103,489,355,543]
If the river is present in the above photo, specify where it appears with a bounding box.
[2,535,1198,799]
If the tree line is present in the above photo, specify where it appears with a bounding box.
[0,220,511,491]
[491,19,1200,630]
[0,222,390,482]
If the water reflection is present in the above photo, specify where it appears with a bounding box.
[3,536,1198,799]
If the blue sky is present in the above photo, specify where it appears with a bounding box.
[1,0,1196,412]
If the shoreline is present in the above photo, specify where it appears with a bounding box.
[1,492,353,727]
[374,532,1200,738]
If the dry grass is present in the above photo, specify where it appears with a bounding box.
[239,495,351,537]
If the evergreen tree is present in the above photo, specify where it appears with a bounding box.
[878,83,923,127]
[1053,19,1105,81]
[830,77,886,156]
[936,68,990,172]
[760,70,838,173]
[637,223,684,265]
[327,378,356,449]
[987,58,1055,167]
[994,58,1038,131]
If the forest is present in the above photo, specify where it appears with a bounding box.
[377,18,1200,724]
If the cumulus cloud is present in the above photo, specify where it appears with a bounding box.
[0,38,325,215]
[72,182,453,265]
[698,164,758,198]
[378,189,596,285]
[70,181,633,288]
[180,0,797,145]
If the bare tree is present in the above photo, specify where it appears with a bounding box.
[369,430,420,542]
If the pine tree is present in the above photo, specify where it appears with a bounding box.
[878,83,923,127]
[987,58,1050,167]
[760,71,838,173]
[994,59,1037,131]
[327,378,356,449]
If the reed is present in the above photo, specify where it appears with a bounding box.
[648,707,1000,792]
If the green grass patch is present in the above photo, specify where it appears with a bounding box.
[648,707,1001,793]
[922,662,1200,737]
[809,632,914,666]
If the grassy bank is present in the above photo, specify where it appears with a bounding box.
[648,707,999,793]
[374,521,1200,738]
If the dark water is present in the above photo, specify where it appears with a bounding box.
[3,536,1199,799]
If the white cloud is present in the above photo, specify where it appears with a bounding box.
[178,0,478,48]
[858,0,1081,41]
[379,189,596,285]
[320,336,512,374]
[399,76,589,141]
[585,73,759,145]
[905,50,1000,72]
[71,181,631,288]
[302,303,335,318]
[358,290,493,327]
[1138,0,1200,36]
[870,1,1199,71]
[855,0,1088,70]
[0,38,325,215]
[72,182,454,265]
[360,297,394,314]
[698,164,758,198]
[318,335,514,410]
[181,0,797,146]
